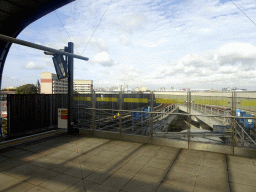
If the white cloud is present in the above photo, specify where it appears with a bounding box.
[4,0,256,90]
[91,52,117,67]
[115,13,147,34]
[119,35,132,46]
[89,38,108,53]
[23,62,44,70]
[141,38,168,47]
[219,65,238,74]
[153,42,256,86]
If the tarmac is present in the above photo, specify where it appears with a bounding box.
[0,132,256,192]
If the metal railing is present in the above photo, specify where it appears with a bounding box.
[3,91,256,150]
[71,91,256,149]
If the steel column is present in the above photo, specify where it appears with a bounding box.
[67,42,74,134]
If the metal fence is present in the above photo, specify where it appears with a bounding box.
[6,94,68,136]
[3,91,256,151]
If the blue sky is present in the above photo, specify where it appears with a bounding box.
[2,0,256,90]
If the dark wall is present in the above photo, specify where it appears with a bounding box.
[7,94,68,135]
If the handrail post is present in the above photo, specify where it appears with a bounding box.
[92,91,96,133]
[119,90,122,134]
[150,91,153,140]
[231,91,237,153]
[187,91,191,149]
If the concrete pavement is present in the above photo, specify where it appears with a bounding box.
[0,133,256,192]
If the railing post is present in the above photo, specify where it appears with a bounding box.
[119,90,122,134]
[223,110,225,125]
[92,91,95,133]
[150,91,153,139]
[187,91,191,149]
[242,130,244,147]
[231,91,237,153]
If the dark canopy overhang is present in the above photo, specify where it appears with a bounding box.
[0,0,75,87]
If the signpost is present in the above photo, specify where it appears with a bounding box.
[0,34,89,135]
[45,42,75,134]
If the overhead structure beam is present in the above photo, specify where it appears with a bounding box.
[0,33,89,61]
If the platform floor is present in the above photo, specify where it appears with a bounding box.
[0,132,256,192]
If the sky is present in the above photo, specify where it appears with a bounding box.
[2,0,256,90]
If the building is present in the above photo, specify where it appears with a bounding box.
[123,84,128,92]
[36,80,40,93]
[40,72,93,94]
[74,80,93,94]
[140,86,147,91]
[222,87,247,91]
[40,72,68,94]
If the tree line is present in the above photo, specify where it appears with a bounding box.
[1,84,79,94]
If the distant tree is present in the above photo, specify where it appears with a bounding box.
[1,88,16,91]
[16,84,38,94]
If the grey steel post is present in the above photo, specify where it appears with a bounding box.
[242,130,244,147]
[150,91,153,139]
[67,42,74,134]
[231,91,237,152]
[92,90,96,132]
[187,91,191,149]
[119,90,122,134]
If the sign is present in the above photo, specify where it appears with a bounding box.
[52,54,68,79]
[58,108,68,128]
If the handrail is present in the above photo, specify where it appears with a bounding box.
[85,108,254,119]
[236,121,256,145]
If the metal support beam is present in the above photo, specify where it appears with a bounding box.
[0,33,89,61]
